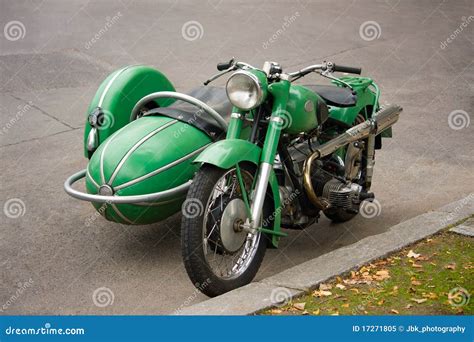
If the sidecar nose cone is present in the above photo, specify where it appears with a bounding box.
[98,184,114,196]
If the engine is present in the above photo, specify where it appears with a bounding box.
[310,159,364,212]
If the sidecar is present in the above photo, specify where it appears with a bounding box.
[64,65,233,225]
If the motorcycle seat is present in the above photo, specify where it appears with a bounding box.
[303,85,357,108]
[146,86,232,139]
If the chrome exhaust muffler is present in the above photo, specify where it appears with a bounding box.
[303,104,403,209]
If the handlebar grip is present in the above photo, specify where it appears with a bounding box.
[333,64,362,75]
[217,62,231,71]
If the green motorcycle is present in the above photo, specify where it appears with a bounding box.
[65,59,402,297]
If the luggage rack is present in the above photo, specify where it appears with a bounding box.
[64,91,228,204]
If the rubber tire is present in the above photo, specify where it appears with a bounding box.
[181,164,270,297]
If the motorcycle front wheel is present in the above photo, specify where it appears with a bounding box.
[181,164,269,297]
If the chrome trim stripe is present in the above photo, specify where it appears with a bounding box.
[98,66,133,107]
[133,198,178,207]
[86,167,100,189]
[110,204,134,224]
[107,120,178,186]
[99,134,117,184]
[114,143,210,191]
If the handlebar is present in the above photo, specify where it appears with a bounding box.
[206,59,362,85]
[217,58,235,71]
[332,63,362,75]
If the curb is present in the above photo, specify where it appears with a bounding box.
[176,194,474,315]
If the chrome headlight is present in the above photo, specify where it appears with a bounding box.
[226,71,264,110]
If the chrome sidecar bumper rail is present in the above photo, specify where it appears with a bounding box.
[64,169,191,204]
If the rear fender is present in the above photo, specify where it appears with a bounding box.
[84,65,175,158]
[194,139,282,247]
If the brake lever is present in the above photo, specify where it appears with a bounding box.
[319,70,354,92]
[203,65,237,86]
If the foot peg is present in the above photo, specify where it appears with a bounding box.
[359,191,375,202]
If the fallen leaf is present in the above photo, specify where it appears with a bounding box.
[405,304,413,309]
[313,290,332,297]
[336,276,343,283]
[319,283,332,291]
[331,311,339,316]
[412,263,423,268]
[349,288,359,294]
[373,270,390,281]
[312,309,320,315]
[422,292,438,299]
[293,302,306,311]
[411,298,428,304]
[341,303,350,308]
[377,299,385,306]
[407,250,421,259]
[391,309,399,314]
[411,280,422,286]
[269,309,282,314]
[445,263,456,270]
[302,310,309,315]
[335,284,346,290]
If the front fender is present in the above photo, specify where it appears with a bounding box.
[194,139,282,247]
[194,139,261,168]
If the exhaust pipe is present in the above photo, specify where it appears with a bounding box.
[303,104,403,209]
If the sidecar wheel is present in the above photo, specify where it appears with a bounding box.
[181,164,270,297]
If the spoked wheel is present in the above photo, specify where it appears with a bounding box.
[181,164,269,297]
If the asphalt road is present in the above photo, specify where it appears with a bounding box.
[1,0,473,314]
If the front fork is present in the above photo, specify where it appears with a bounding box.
[249,79,290,229]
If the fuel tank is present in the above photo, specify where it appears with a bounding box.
[284,84,325,135]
